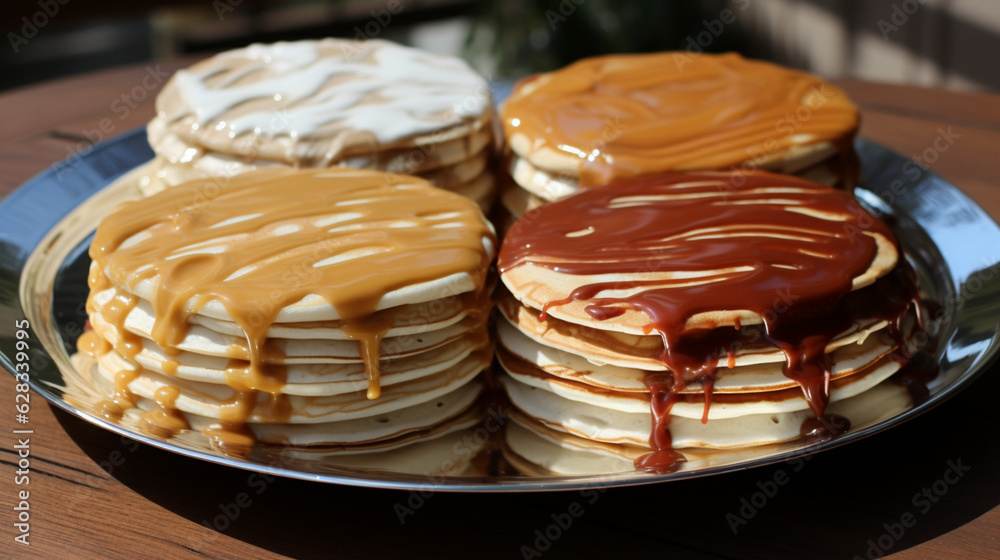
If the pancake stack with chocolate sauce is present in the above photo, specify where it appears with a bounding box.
[496,169,922,475]
[76,168,496,469]
[141,39,498,212]
[496,52,860,231]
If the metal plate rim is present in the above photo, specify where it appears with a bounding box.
[2,128,999,492]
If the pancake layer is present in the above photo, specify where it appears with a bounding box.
[498,52,860,224]
[77,167,497,455]
[496,170,923,474]
[142,39,499,210]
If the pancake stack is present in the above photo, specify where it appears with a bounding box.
[497,52,860,229]
[142,39,497,212]
[76,168,496,459]
[495,170,921,475]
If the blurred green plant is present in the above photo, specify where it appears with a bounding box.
[464,0,751,78]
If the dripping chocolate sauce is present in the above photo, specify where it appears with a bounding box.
[499,170,928,474]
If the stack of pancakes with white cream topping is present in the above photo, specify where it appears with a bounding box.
[141,39,498,212]
[495,170,921,475]
[77,168,496,458]
[496,52,860,231]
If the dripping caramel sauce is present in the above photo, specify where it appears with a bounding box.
[140,386,192,438]
[83,168,495,447]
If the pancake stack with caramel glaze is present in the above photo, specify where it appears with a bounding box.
[141,39,498,212]
[495,170,923,475]
[76,168,496,458]
[496,52,859,230]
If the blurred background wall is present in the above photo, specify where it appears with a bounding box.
[1,0,997,91]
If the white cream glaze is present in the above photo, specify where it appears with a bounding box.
[157,39,492,165]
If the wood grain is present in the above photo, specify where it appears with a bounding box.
[1,64,999,560]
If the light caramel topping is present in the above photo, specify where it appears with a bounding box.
[89,168,496,410]
[97,369,139,421]
[140,385,192,437]
[203,422,256,455]
[501,52,858,186]
[86,268,142,360]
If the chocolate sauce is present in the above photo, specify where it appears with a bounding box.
[891,351,939,406]
[585,305,627,321]
[800,413,850,444]
[635,372,686,474]
[883,278,940,407]
[700,374,715,425]
[498,170,915,473]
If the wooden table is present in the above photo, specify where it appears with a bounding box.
[1,61,999,560]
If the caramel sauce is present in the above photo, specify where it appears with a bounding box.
[498,170,915,474]
[161,359,179,376]
[88,168,495,445]
[203,422,257,456]
[95,369,139,421]
[76,330,107,359]
[502,53,858,187]
[87,269,143,361]
[140,385,192,437]
[78,328,137,421]
[341,312,395,399]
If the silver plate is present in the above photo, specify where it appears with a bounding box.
[1,128,999,491]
